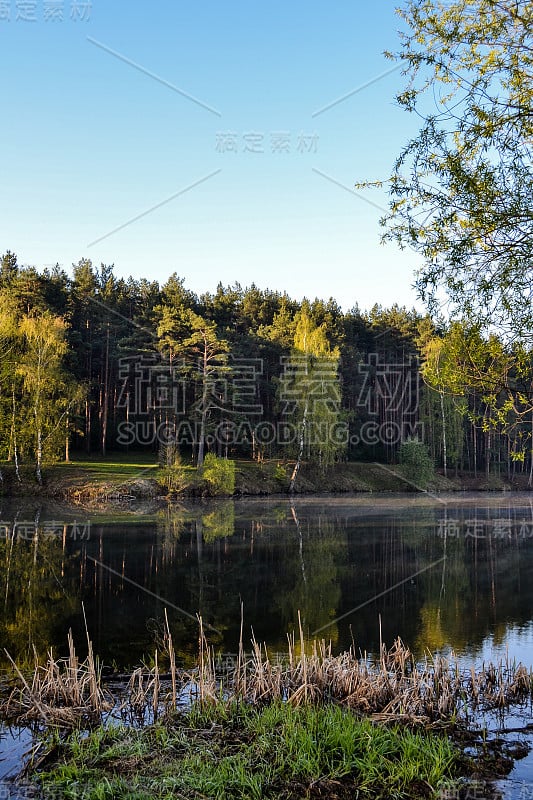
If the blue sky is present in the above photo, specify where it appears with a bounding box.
[2,0,424,312]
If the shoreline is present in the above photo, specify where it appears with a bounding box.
[2,458,532,507]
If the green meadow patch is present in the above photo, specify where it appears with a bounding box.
[36,702,460,800]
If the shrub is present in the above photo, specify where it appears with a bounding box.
[274,463,287,485]
[201,453,235,496]
[398,438,434,489]
[158,442,187,494]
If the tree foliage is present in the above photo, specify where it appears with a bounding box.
[283,309,346,490]
[201,452,236,496]
[398,437,435,487]
[381,0,533,340]
[5,248,533,483]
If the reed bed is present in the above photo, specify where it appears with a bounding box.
[179,617,533,725]
[2,614,533,730]
[1,630,113,727]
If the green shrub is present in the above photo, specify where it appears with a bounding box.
[158,442,187,493]
[201,453,235,496]
[274,462,287,485]
[398,438,434,488]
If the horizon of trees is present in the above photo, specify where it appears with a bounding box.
[1,250,533,484]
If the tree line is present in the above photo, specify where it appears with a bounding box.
[1,250,532,483]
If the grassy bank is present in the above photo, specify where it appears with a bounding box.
[2,451,527,502]
[35,702,460,800]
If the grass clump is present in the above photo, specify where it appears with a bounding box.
[36,701,459,799]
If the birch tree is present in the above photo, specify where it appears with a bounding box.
[18,312,69,483]
[284,310,345,491]
[0,293,21,481]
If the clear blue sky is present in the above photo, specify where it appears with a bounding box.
[2,0,424,312]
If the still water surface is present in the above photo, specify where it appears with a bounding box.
[2,492,533,796]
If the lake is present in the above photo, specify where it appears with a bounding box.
[2,492,533,797]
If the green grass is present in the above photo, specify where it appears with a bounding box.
[49,452,159,482]
[36,701,460,799]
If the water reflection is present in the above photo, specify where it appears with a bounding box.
[2,495,533,670]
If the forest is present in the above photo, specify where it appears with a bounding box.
[1,248,532,486]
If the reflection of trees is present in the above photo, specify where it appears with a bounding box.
[156,505,186,557]
[270,505,345,651]
[156,502,236,546]
[415,504,533,657]
[141,502,533,663]
[333,512,436,654]
[5,500,533,672]
[87,502,348,661]
[0,523,78,666]
[329,505,533,659]
[201,503,235,543]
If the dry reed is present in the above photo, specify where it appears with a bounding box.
[1,630,112,728]
[3,613,533,729]
[185,615,533,724]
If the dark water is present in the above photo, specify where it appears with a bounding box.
[3,492,533,796]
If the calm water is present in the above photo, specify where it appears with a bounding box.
[3,492,533,796]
